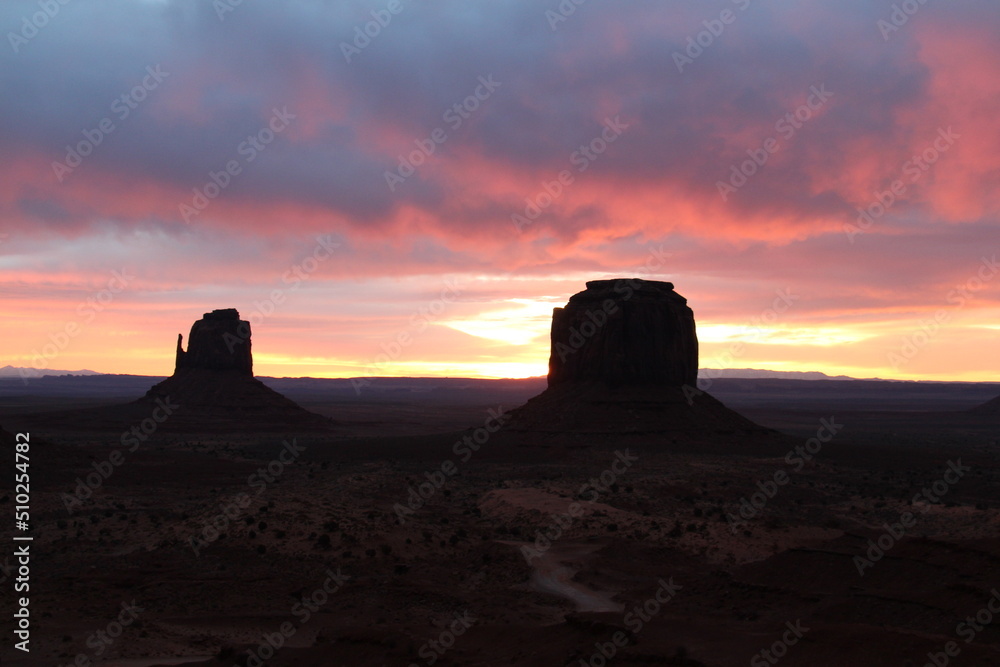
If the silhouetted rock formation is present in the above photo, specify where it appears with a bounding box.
[175,308,253,375]
[139,308,332,432]
[506,279,771,438]
[970,394,1000,414]
[549,279,697,387]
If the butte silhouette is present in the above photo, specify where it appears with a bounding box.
[970,394,1000,414]
[504,279,770,437]
[139,308,331,432]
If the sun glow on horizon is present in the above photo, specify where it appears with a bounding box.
[697,324,872,347]
[443,299,555,346]
[2,1,999,392]
[254,354,548,380]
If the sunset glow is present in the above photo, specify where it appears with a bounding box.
[1,1,998,381]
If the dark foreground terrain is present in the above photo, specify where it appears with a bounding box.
[2,376,1000,666]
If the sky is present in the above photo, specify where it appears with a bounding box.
[1,0,998,382]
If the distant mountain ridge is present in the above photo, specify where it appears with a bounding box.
[0,365,103,378]
[0,364,858,381]
[698,368,855,380]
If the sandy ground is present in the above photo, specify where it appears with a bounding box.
[1,378,1000,665]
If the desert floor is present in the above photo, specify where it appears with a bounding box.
[1,376,999,666]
